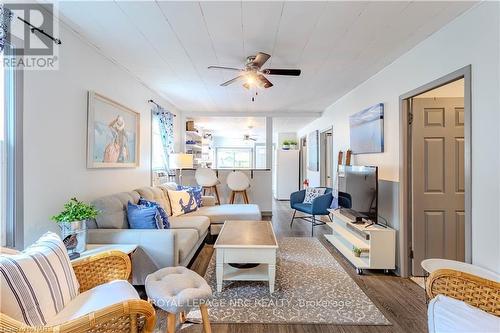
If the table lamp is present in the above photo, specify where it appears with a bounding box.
[169,153,193,185]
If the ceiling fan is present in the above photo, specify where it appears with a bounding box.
[243,134,257,142]
[208,52,301,90]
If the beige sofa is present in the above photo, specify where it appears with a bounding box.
[86,184,261,284]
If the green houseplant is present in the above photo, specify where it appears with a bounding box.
[352,246,362,257]
[52,198,99,259]
[282,140,290,150]
[289,140,298,150]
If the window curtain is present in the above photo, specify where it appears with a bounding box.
[152,105,174,171]
[0,4,13,53]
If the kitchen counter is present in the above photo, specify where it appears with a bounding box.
[176,168,273,214]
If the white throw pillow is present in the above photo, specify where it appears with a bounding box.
[303,187,327,204]
[167,189,198,216]
[0,232,79,326]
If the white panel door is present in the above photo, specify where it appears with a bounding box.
[411,97,465,276]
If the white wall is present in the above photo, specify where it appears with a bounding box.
[298,3,500,273]
[22,22,182,246]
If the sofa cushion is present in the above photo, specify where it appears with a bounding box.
[169,215,210,237]
[127,201,160,229]
[135,186,172,216]
[184,204,261,224]
[428,295,500,333]
[291,202,313,214]
[92,191,140,229]
[48,280,139,325]
[138,197,170,228]
[176,229,199,263]
[0,232,79,326]
[167,189,198,216]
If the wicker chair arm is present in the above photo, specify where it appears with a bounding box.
[1,299,156,333]
[426,268,500,316]
[72,250,131,292]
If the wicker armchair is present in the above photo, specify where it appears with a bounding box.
[0,251,156,333]
[426,268,500,316]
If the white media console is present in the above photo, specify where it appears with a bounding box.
[325,209,396,274]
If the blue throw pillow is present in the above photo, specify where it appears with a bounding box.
[138,197,170,228]
[177,185,203,207]
[127,201,159,229]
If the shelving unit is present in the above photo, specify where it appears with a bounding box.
[325,209,396,274]
[184,121,214,168]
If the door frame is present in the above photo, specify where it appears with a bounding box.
[319,127,333,187]
[299,135,307,185]
[399,65,472,277]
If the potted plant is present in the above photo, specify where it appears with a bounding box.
[51,198,99,259]
[282,140,290,150]
[289,140,298,150]
[352,246,362,258]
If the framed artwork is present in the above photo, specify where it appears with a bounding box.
[307,130,319,171]
[349,103,384,154]
[87,91,140,168]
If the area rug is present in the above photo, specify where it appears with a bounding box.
[176,237,389,325]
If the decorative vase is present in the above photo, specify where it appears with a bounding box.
[59,221,87,259]
[282,144,290,150]
[290,144,297,150]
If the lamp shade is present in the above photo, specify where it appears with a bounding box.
[169,153,193,169]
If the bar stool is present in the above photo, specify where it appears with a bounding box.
[195,167,220,204]
[227,171,251,204]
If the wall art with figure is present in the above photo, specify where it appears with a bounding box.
[87,91,140,168]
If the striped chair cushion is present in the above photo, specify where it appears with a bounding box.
[0,232,79,326]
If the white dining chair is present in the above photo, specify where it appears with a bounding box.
[195,167,220,204]
[226,171,251,204]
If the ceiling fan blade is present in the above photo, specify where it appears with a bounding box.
[262,68,301,76]
[220,75,245,86]
[252,52,271,68]
[257,74,273,88]
[208,65,242,71]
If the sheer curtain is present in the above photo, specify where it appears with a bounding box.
[0,4,13,53]
[152,105,174,172]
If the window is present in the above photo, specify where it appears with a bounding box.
[1,43,23,248]
[216,148,252,168]
[151,115,167,171]
[255,144,266,169]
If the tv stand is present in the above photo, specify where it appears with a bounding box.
[326,209,396,274]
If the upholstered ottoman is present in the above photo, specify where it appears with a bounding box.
[145,266,212,333]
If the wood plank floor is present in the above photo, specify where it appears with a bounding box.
[183,200,428,333]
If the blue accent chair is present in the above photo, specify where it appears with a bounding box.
[290,188,333,236]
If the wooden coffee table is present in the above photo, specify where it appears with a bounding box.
[214,220,278,293]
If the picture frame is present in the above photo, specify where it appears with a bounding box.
[349,103,384,154]
[307,130,319,171]
[87,91,140,168]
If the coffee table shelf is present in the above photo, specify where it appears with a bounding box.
[214,220,278,293]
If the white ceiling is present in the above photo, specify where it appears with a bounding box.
[57,1,475,114]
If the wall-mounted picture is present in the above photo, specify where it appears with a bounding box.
[349,103,384,154]
[307,130,319,171]
[87,91,140,168]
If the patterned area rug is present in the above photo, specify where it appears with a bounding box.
[178,237,390,325]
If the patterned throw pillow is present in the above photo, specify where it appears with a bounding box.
[127,201,161,229]
[167,189,198,216]
[0,232,79,326]
[177,185,203,207]
[303,187,327,204]
[138,197,170,228]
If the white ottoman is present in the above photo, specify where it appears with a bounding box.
[146,266,212,333]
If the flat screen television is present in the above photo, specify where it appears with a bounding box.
[337,165,378,224]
